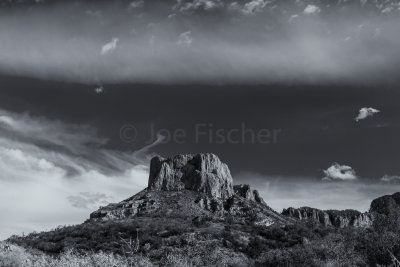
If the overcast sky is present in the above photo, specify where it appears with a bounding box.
[1,0,400,239]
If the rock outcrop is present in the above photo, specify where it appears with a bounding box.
[233,184,267,205]
[370,192,400,215]
[282,207,373,228]
[148,153,234,199]
[282,193,400,228]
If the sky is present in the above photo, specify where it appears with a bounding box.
[1,0,400,239]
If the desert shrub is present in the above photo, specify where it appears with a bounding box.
[256,249,313,266]
[0,244,155,267]
[0,244,31,267]
[311,233,365,266]
[160,252,192,267]
[161,241,252,267]
[192,216,211,227]
[358,230,399,266]
[36,241,63,253]
[247,237,271,257]
[222,230,248,251]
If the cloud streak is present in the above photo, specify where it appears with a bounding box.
[101,38,119,55]
[0,1,399,84]
[67,192,114,209]
[0,108,158,239]
[381,174,400,183]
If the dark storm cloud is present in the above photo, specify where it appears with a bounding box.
[0,0,400,84]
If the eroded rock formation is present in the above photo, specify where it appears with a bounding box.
[282,207,373,228]
[148,153,234,199]
[90,153,287,226]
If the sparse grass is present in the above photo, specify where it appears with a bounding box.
[0,243,154,267]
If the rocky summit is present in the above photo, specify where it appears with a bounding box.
[148,154,234,199]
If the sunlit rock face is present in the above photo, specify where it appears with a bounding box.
[282,207,373,228]
[148,153,234,199]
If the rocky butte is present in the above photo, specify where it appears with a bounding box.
[90,153,288,226]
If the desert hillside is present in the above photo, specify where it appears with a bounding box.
[2,154,400,266]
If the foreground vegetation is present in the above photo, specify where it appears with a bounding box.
[0,244,153,267]
[3,211,400,266]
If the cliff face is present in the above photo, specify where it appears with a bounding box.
[282,207,373,228]
[148,153,234,199]
[282,193,400,228]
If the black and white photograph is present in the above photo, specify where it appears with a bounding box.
[1,0,400,266]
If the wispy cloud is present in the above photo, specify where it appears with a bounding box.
[242,0,267,15]
[0,2,399,84]
[177,31,193,46]
[303,5,321,15]
[355,107,380,122]
[129,0,144,9]
[174,0,223,12]
[381,174,400,183]
[67,192,114,209]
[0,108,159,239]
[100,38,119,55]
